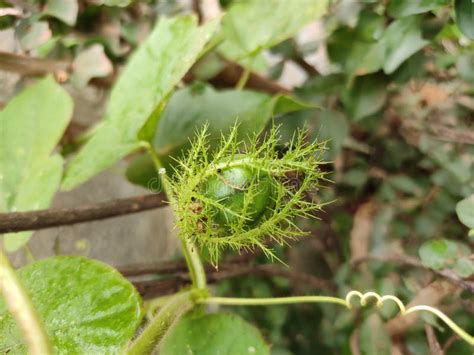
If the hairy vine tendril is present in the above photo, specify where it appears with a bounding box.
[200,290,474,346]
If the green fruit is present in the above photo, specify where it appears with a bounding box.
[203,164,274,228]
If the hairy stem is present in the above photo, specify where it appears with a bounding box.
[145,143,207,290]
[0,250,52,354]
[181,238,207,289]
[128,291,193,355]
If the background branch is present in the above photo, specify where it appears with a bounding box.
[125,258,335,299]
[0,193,167,233]
[352,254,474,294]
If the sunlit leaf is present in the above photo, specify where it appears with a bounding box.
[62,15,220,190]
[44,0,78,26]
[0,77,73,251]
[219,0,328,65]
[0,256,143,354]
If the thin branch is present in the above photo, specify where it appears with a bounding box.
[386,280,457,337]
[425,324,443,355]
[0,193,167,234]
[191,0,203,24]
[206,61,291,95]
[128,260,335,299]
[352,254,474,294]
[428,124,474,145]
[0,51,70,76]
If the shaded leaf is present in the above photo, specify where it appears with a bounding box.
[0,77,73,251]
[388,0,449,18]
[17,20,52,51]
[125,154,160,191]
[314,110,349,160]
[71,44,113,88]
[327,22,385,76]
[419,238,471,270]
[219,0,328,64]
[44,0,78,26]
[153,84,312,168]
[455,0,474,39]
[62,15,220,190]
[359,313,391,355]
[382,16,429,74]
[457,53,474,84]
[453,257,474,278]
[342,73,388,121]
[456,194,474,228]
[0,256,142,354]
[160,312,269,355]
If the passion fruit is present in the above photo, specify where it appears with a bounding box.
[202,164,274,228]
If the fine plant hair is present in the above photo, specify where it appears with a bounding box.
[162,124,329,265]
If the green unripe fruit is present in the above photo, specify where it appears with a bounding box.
[203,164,274,228]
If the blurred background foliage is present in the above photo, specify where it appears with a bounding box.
[0,0,473,354]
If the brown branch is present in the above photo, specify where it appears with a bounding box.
[386,280,457,337]
[0,51,71,76]
[192,0,203,24]
[352,254,474,294]
[127,260,335,299]
[424,324,443,355]
[207,61,291,95]
[428,124,474,145]
[0,193,167,234]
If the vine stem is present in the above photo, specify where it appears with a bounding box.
[144,142,207,290]
[0,250,52,354]
[181,239,207,289]
[236,66,251,90]
[128,291,194,355]
[200,291,474,346]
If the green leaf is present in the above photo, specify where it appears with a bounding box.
[456,194,474,228]
[314,110,349,160]
[62,15,220,190]
[0,256,142,354]
[71,44,113,88]
[0,77,73,251]
[17,20,52,51]
[453,257,474,278]
[341,73,388,121]
[388,0,449,18]
[359,313,391,355]
[44,0,78,26]
[103,0,132,6]
[382,16,429,74]
[125,154,160,191]
[455,0,474,39]
[327,27,385,76]
[419,238,471,270]
[153,84,312,167]
[219,0,328,63]
[160,312,269,355]
[457,53,474,83]
[3,156,63,251]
